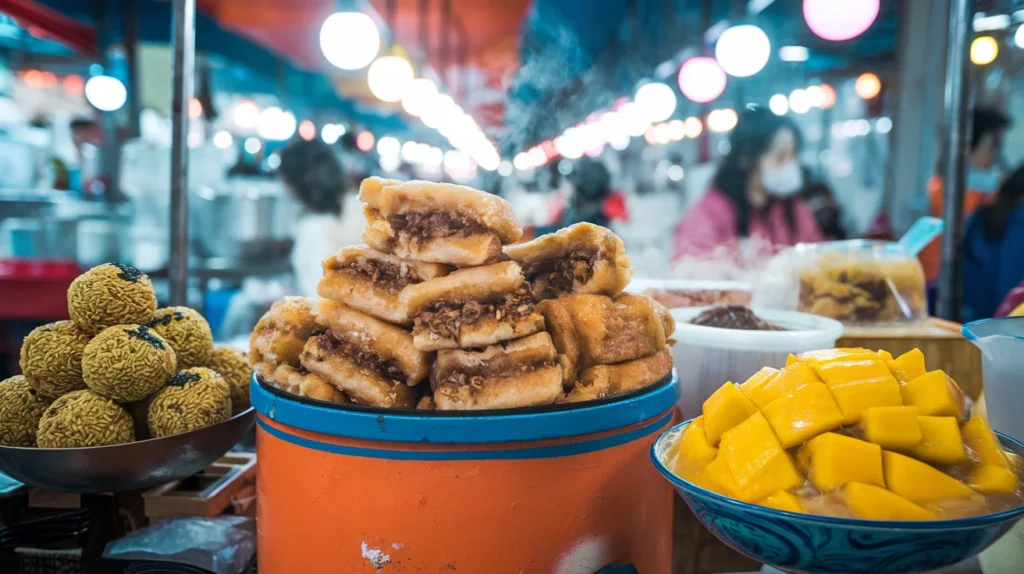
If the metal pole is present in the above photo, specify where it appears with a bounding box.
[936,0,972,321]
[124,0,141,138]
[169,0,195,306]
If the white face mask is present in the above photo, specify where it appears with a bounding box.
[760,162,804,198]
[967,168,1001,194]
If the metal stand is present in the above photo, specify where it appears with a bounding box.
[937,0,972,321]
[169,0,196,306]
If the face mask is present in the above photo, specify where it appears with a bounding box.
[967,168,1001,194]
[761,162,804,198]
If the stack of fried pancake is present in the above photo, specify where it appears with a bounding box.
[251,177,674,410]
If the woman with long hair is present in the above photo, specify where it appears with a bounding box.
[672,106,825,268]
[962,164,1024,320]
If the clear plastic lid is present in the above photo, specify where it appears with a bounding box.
[766,240,927,324]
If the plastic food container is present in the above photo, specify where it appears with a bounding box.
[767,241,927,324]
[627,278,752,308]
[669,307,844,418]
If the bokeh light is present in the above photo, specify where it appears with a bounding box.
[854,73,881,99]
[683,117,703,138]
[707,108,739,132]
[819,84,837,109]
[213,131,233,149]
[367,55,415,103]
[320,12,380,70]
[377,136,401,157]
[243,137,261,154]
[233,100,259,130]
[789,89,811,114]
[298,120,316,141]
[401,78,439,116]
[803,0,879,42]
[715,25,771,78]
[769,94,789,115]
[971,36,999,65]
[634,82,677,123]
[677,57,727,103]
[356,130,375,152]
[257,107,297,140]
[84,75,127,112]
[188,98,203,120]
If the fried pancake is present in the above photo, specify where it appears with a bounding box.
[314,300,430,385]
[562,347,673,403]
[318,245,451,325]
[536,297,582,386]
[360,177,522,266]
[255,362,350,404]
[504,223,633,300]
[249,297,320,367]
[539,293,669,370]
[300,334,416,408]
[402,262,544,351]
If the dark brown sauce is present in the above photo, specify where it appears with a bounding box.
[690,306,786,331]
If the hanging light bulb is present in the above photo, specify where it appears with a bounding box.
[320,12,381,70]
[677,57,727,103]
[367,54,414,103]
[803,0,879,42]
[715,25,771,77]
[634,82,677,123]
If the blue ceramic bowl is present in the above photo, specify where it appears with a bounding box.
[652,420,1024,574]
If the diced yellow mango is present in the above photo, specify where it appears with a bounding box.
[962,416,1011,469]
[862,406,922,450]
[969,465,1019,495]
[882,451,975,503]
[878,350,898,375]
[844,482,936,521]
[798,432,885,491]
[759,490,804,513]
[798,348,876,368]
[673,417,718,474]
[814,358,903,424]
[761,383,844,448]
[719,412,803,502]
[893,349,927,383]
[703,382,759,446]
[702,455,739,497]
[900,370,965,419]
[744,363,822,410]
[914,416,967,465]
[786,354,799,367]
[739,367,779,402]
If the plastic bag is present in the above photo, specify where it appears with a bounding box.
[103,516,255,574]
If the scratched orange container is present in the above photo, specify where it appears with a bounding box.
[252,372,679,574]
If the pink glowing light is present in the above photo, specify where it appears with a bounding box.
[803,0,879,42]
[677,57,727,104]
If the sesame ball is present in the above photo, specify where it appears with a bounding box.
[82,325,176,402]
[148,307,214,369]
[0,376,50,446]
[36,390,134,448]
[148,368,231,438]
[67,263,157,334]
[19,320,91,399]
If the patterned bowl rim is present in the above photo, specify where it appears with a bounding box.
[651,418,1024,530]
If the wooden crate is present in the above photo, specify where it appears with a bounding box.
[837,318,983,399]
[142,453,256,521]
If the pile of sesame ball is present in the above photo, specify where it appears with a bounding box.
[0,263,253,448]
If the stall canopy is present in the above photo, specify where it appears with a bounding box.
[1,0,410,133]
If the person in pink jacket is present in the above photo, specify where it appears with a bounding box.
[673,106,825,269]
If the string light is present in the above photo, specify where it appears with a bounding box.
[971,36,999,65]
[854,73,881,99]
[320,12,380,70]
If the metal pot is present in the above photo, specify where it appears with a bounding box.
[189,181,298,261]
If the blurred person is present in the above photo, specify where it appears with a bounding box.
[277,139,363,297]
[535,158,623,235]
[672,106,824,267]
[801,179,848,241]
[921,107,1011,286]
[961,164,1024,321]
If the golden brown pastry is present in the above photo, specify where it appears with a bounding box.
[313,299,430,386]
[402,261,545,352]
[300,334,416,408]
[360,177,522,266]
[255,362,350,404]
[504,223,633,300]
[538,293,672,372]
[431,332,563,410]
[562,347,673,403]
[318,245,451,325]
[249,297,320,367]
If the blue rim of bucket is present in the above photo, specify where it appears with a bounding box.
[651,419,1024,530]
[251,371,679,444]
[962,316,1024,342]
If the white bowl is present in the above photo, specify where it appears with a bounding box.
[669,307,844,418]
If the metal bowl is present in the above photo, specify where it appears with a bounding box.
[0,408,255,493]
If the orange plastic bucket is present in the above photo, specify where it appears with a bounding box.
[252,374,679,574]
